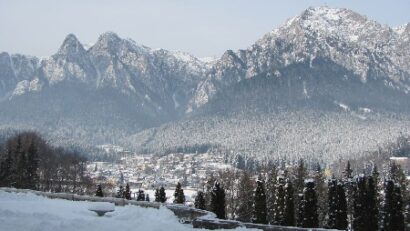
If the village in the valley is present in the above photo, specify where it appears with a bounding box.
[86,144,235,204]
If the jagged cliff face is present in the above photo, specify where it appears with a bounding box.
[0,52,39,99]
[189,7,410,113]
[1,6,410,149]
[0,31,211,145]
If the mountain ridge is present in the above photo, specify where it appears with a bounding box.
[1,6,410,161]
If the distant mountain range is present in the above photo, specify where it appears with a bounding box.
[1,6,410,162]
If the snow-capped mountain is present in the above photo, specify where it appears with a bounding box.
[0,32,210,145]
[0,52,39,99]
[1,6,410,158]
[189,6,410,112]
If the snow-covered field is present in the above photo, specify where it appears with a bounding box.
[0,191,252,231]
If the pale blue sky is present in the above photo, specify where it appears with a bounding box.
[0,0,409,58]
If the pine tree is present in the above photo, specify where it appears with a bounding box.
[205,174,217,210]
[343,161,354,226]
[336,182,348,230]
[327,179,338,228]
[273,177,285,225]
[160,186,167,203]
[95,184,104,197]
[344,161,353,179]
[137,189,145,201]
[116,185,124,198]
[389,162,408,200]
[294,159,307,224]
[145,194,150,202]
[382,180,405,231]
[298,180,319,228]
[314,163,327,227]
[173,182,185,204]
[371,165,381,228]
[393,185,405,231]
[124,183,131,200]
[295,159,307,195]
[253,179,267,224]
[328,179,348,230]
[236,171,254,222]
[284,179,295,226]
[297,194,304,227]
[372,165,380,189]
[194,191,206,210]
[266,167,278,224]
[367,176,379,231]
[352,175,368,231]
[210,182,226,219]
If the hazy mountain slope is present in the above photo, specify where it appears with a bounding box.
[124,110,410,162]
[0,6,410,159]
[125,6,410,161]
[0,33,209,146]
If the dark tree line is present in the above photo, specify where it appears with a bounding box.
[190,160,407,230]
[0,132,93,194]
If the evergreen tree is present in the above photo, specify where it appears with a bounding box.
[137,189,145,201]
[314,163,327,227]
[210,182,226,219]
[266,167,278,224]
[124,183,131,200]
[394,186,405,231]
[173,182,185,204]
[155,188,161,202]
[372,165,380,190]
[367,176,379,231]
[95,184,104,197]
[284,179,295,226]
[352,175,368,231]
[335,182,348,230]
[205,174,217,210]
[389,162,408,200]
[273,177,286,225]
[236,171,254,222]
[344,161,353,179]
[343,161,354,226]
[371,165,381,228]
[294,159,307,224]
[194,191,206,210]
[327,179,338,229]
[116,185,124,198]
[145,194,150,202]
[159,186,167,203]
[382,180,405,231]
[298,180,319,228]
[295,159,307,195]
[253,179,267,224]
[297,194,304,227]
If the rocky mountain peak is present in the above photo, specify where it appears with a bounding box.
[57,34,86,57]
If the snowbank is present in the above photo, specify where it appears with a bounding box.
[0,191,191,231]
[0,191,253,231]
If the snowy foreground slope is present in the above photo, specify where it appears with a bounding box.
[0,191,253,231]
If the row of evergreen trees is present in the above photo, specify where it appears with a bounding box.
[93,160,406,230]
[250,162,406,230]
[192,169,405,230]
[96,182,185,204]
